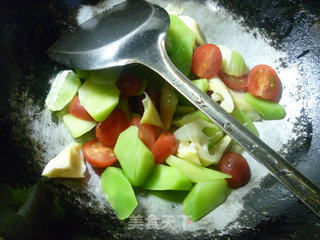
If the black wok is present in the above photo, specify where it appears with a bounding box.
[0,0,319,239]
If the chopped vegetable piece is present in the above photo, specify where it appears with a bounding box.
[141,93,163,128]
[68,96,94,121]
[244,93,286,120]
[143,164,193,191]
[95,109,128,147]
[166,15,195,76]
[175,105,195,114]
[42,142,86,178]
[83,139,118,168]
[166,155,231,183]
[45,70,81,111]
[75,69,90,79]
[217,45,249,77]
[117,97,131,120]
[248,64,281,100]
[202,124,224,145]
[182,179,228,222]
[151,132,178,164]
[101,167,138,220]
[63,113,96,138]
[174,118,223,147]
[178,15,206,46]
[87,68,121,86]
[217,152,250,188]
[229,89,260,121]
[160,83,178,130]
[208,76,234,113]
[176,140,202,166]
[218,71,248,91]
[117,71,143,98]
[78,80,120,121]
[231,109,259,137]
[114,126,155,186]
[192,44,222,79]
[197,135,232,167]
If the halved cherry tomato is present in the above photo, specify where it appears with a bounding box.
[83,139,118,168]
[217,152,250,188]
[68,96,93,121]
[248,64,280,100]
[218,72,248,91]
[116,72,142,98]
[95,109,128,147]
[151,132,178,164]
[128,117,158,150]
[192,44,222,79]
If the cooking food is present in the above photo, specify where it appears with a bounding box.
[42,10,286,222]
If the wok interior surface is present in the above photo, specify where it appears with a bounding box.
[0,0,319,239]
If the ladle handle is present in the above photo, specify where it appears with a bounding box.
[139,35,320,217]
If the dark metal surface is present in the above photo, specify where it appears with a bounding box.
[0,0,319,239]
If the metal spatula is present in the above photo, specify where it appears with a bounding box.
[47,0,320,217]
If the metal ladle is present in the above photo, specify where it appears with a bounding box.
[47,0,320,217]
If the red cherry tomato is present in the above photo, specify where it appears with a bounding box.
[128,117,158,150]
[217,152,250,188]
[95,109,128,147]
[192,44,222,79]
[116,72,142,98]
[218,72,248,91]
[68,96,93,121]
[151,132,178,164]
[83,139,118,168]
[128,117,141,127]
[248,64,281,100]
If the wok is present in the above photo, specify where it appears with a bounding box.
[0,0,319,239]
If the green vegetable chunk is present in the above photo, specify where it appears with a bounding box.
[182,179,228,222]
[166,155,231,183]
[45,70,81,111]
[63,114,96,138]
[160,83,178,130]
[143,164,193,191]
[166,15,195,76]
[101,167,138,220]
[244,93,286,120]
[114,126,155,186]
[78,80,120,122]
[232,109,259,137]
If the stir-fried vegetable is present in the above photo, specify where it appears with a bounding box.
[101,167,138,220]
[45,70,81,111]
[166,15,195,76]
[244,93,286,120]
[141,93,163,128]
[160,83,178,130]
[143,164,193,191]
[182,179,228,221]
[42,8,288,223]
[217,45,249,77]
